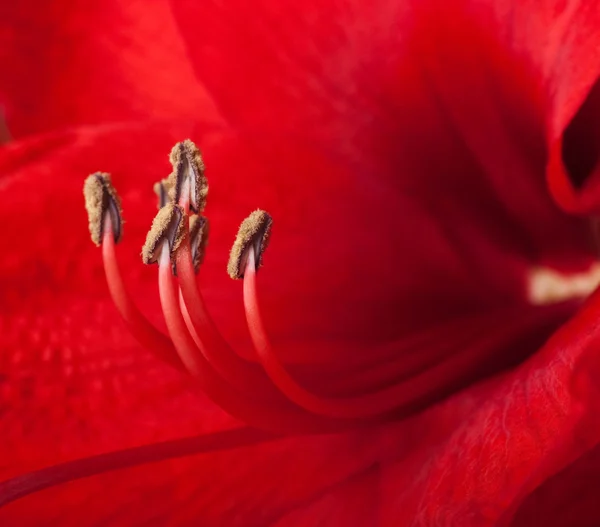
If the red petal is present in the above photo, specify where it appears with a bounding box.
[170,0,596,275]
[270,468,381,526]
[1,1,599,523]
[535,0,600,215]
[0,430,394,526]
[2,297,598,526]
[0,120,565,357]
[511,443,600,526]
[0,1,223,138]
[509,310,600,526]
[548,77,600,215]
[377,290,600,526]
[0,114,588,429]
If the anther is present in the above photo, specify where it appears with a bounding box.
[83,172,123,246]
[227,210,272,279]
[142,203,186,265]
[189,215,209,272]
[167,139,208,213]
[153,178,172,209]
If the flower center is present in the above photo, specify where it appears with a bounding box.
[0,138,578,506]
[80,140,574,437]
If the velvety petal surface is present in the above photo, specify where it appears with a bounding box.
[3,286,600,526]
[510,442,600,527]
[0,1,223,138]
[376,291,600,526]
[170,0,600,277]
[170,0,600,136]
[0,119,587,525]
[548,77,600,215]
[2,0,600,524]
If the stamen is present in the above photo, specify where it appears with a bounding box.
[179,287,203,348]
[79,143,386,437]
[153,178,172,209]
[156,238,352,433]
[0,427,274,507]
[83,172,123,246]
[242,244,570,419]
[141,203,186,265]
[241,233,445,418]
[83,176,181,369]
[189,215,209,272]
[179,214,429,398]
[227,209,272,279]
[175,234,281,400]
[167,139,208,214]
[179,226,438,401]
[102,215,183,370]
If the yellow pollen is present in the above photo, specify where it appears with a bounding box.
[227,209,272,279]
[142,203,187,265]
[83,172,123,246]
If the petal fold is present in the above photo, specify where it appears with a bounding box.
[0,1,223,137]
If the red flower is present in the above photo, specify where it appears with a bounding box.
[2,0,600,525]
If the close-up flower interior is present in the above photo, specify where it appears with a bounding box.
[2,1,600,526]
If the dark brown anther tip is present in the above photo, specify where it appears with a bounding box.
[83,172,123,246]
[141,203,186,265]
[227,209,272,280]
[153,178,172,209]
[189,215,210,273]
[167,139,208,213]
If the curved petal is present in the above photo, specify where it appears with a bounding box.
[0,430,395,526]
[2,1,600,523]
[170,0,598,275]
[508,312,600,526]
[2,293,600,526]
[170,0,600,136]
[510,443,600,526]
[0,117,587,454]
[0,1,223,138]
[0,122,565,521]
[0,120,579,368]
[526,0,600,216]
[377,288,600,526]
[547,77,600,215]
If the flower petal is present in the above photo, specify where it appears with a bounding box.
[0,121,565,359]
[0,1,223,138]
[170,0,597,276]
[2,295,598,526]
[0,117,595,524]
[547,77,600,215]
[511,443,600,526]
[0,428,399,526]
[376,290,600,526]
[0,121,583,474]
[531,0,600,215]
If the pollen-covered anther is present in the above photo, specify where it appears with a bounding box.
[189,215,210,272]
[167,139,208,213]
[227,209,272,279]
[83,172,123,246]
[142,203,187,265]
[153,178,172,209]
